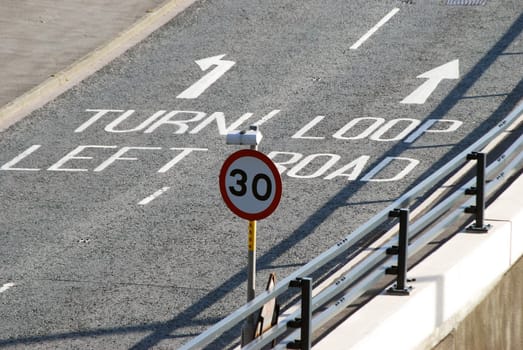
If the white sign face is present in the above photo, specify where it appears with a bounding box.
[219,150,282,220]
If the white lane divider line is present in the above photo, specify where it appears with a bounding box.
[0,282,15,294]
[139,187,171,205]
[350,8,400,50]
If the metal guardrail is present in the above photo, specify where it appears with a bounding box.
[180,101,523,350]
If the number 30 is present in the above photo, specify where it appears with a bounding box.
[229,169,272,201]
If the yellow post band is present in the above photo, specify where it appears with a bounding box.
[248,220,257,252]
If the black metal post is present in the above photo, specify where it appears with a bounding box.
[287,277,312,350]
[465,152,491,232]
[386,208,412,295]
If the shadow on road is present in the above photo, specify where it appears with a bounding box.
[1,8,521,350]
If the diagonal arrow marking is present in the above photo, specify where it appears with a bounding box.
[177,54,236,99]
[401,59,460,104]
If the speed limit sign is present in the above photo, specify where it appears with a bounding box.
[219,149,282,221]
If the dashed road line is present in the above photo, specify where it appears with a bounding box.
[0,282,15,294]
[350,8,400,50]
[138,186,171,205]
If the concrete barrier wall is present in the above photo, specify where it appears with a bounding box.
[433,255,523,350]
[314,174,523,350]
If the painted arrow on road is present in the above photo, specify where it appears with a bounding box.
[401,59,460,104]
[177,54,236,99]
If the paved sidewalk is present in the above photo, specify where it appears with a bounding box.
[0,0,166,108]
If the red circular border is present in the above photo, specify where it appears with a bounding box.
[219,149,282,221]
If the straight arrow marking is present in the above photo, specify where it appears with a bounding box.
[177,54,236,99]
[401,59,460,104]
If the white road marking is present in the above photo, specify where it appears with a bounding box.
[0,145,41,171]
[350,8,400,50]
[401,59,460,104]
[251,109,281,127]
[0,282,15,293]
[139,187,171,205]
[177,55,236,99]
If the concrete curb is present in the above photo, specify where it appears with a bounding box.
[0,0,198,132]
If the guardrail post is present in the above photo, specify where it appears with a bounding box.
[386,208,412,295]
[287,277,312,350]
[465,152,491,232]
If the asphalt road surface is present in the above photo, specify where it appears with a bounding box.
[1,0,522,349]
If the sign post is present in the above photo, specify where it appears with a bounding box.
[246,218,256,345]
[220,126,282,345]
